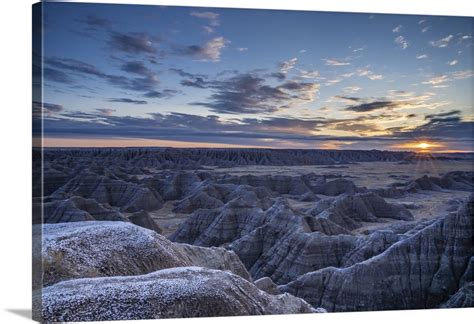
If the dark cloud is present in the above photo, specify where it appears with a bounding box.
[190,72,319,114]
[41,109,473,150]
[108,98,148,104]
[174,37,228,62]
[169,68,207,79]
[80,15,111,28]
[109,32,158,54]
[143,89,178,98]
[121,61,153,76]
[425,110,461,120]
[180,77,208,88]
[345,100,399,112]
[43,67,75,84]
[45,57,166,94]
[394,110,473,141]
[267,72,286,81]
[33,101,64,117]
[334,95,361,102]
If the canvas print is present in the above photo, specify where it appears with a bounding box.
[32,1,473,322]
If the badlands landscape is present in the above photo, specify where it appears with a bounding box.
[33,148,474,321]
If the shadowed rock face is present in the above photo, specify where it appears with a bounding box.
[37,267,319,322]
[51,172,163,212]
[313,192,414,231]
[37,221,251,287]
[406,171,474,193]
[128,210,163,233]
[41,196,127,223]
[280,196,473,311]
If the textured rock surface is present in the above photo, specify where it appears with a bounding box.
[41,147,419,169]
[254,277,281,295]
[313,192,413,231]
[37,267,319,321]
[38,221,251,286]
[41,196,127,223]
[406,171,474,192]
[280,196,473,311]
[51,172,163,212]
[128,210,163,233]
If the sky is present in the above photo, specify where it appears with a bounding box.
[33,2,474,152]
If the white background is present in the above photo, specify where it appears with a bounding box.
[0,0,472,323]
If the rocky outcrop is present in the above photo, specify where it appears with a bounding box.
[313,192,413,231]
[280,196,473,311]
[129,210,163,233]
[406,171,474,193]
[312,178,359,196]
[38,221,251,287]
[173,183,275,214]
[254,277,281,295]
[442,283,474,308]
[51,172,163,212]
[41,196,127,223]
[38,267,319,322]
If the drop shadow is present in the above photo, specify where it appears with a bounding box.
[5,309,31,320]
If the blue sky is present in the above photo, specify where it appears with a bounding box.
[34,2,473,151]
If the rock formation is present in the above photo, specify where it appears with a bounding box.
[38,221,251,287]
[37,267,319,322]
[280,196,473,311]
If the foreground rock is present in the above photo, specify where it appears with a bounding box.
[37,267,320,321]
[38,221,250,287]
[280,196,473,311]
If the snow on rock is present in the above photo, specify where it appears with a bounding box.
[37,267,320,321]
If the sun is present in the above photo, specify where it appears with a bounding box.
[417,142,431,150]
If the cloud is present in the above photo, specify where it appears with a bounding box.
[33,101,64,117]
[425,110,461,120]
[357,68,383,80]
[120,61,154,76]
[344,100,399,112]
[416,54,428,59]
[421,26,430,33]
[175,37,228,62]
[418,19,426,25]
[190,72,320,114]
[447,60,458,66]
[334,95,362,102]
[392,25,403,33]
[108,98,148,104]
[180,77,209,88]
[45,57,165,94]
[80,15,111,28]
[323,59,350,66]
[109,32,157,54]
[190,11,220,32]
[430,35,453,48]
[43,67,75,84]
[395,109,473,141]
[343,86,362,94]
[279,58,298,73]
[394,35,408,49]
[237,47,248,52]
[299,69,320,79]
[143,89,178,98]
[421,70,473,88]
[96,108,115,116]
